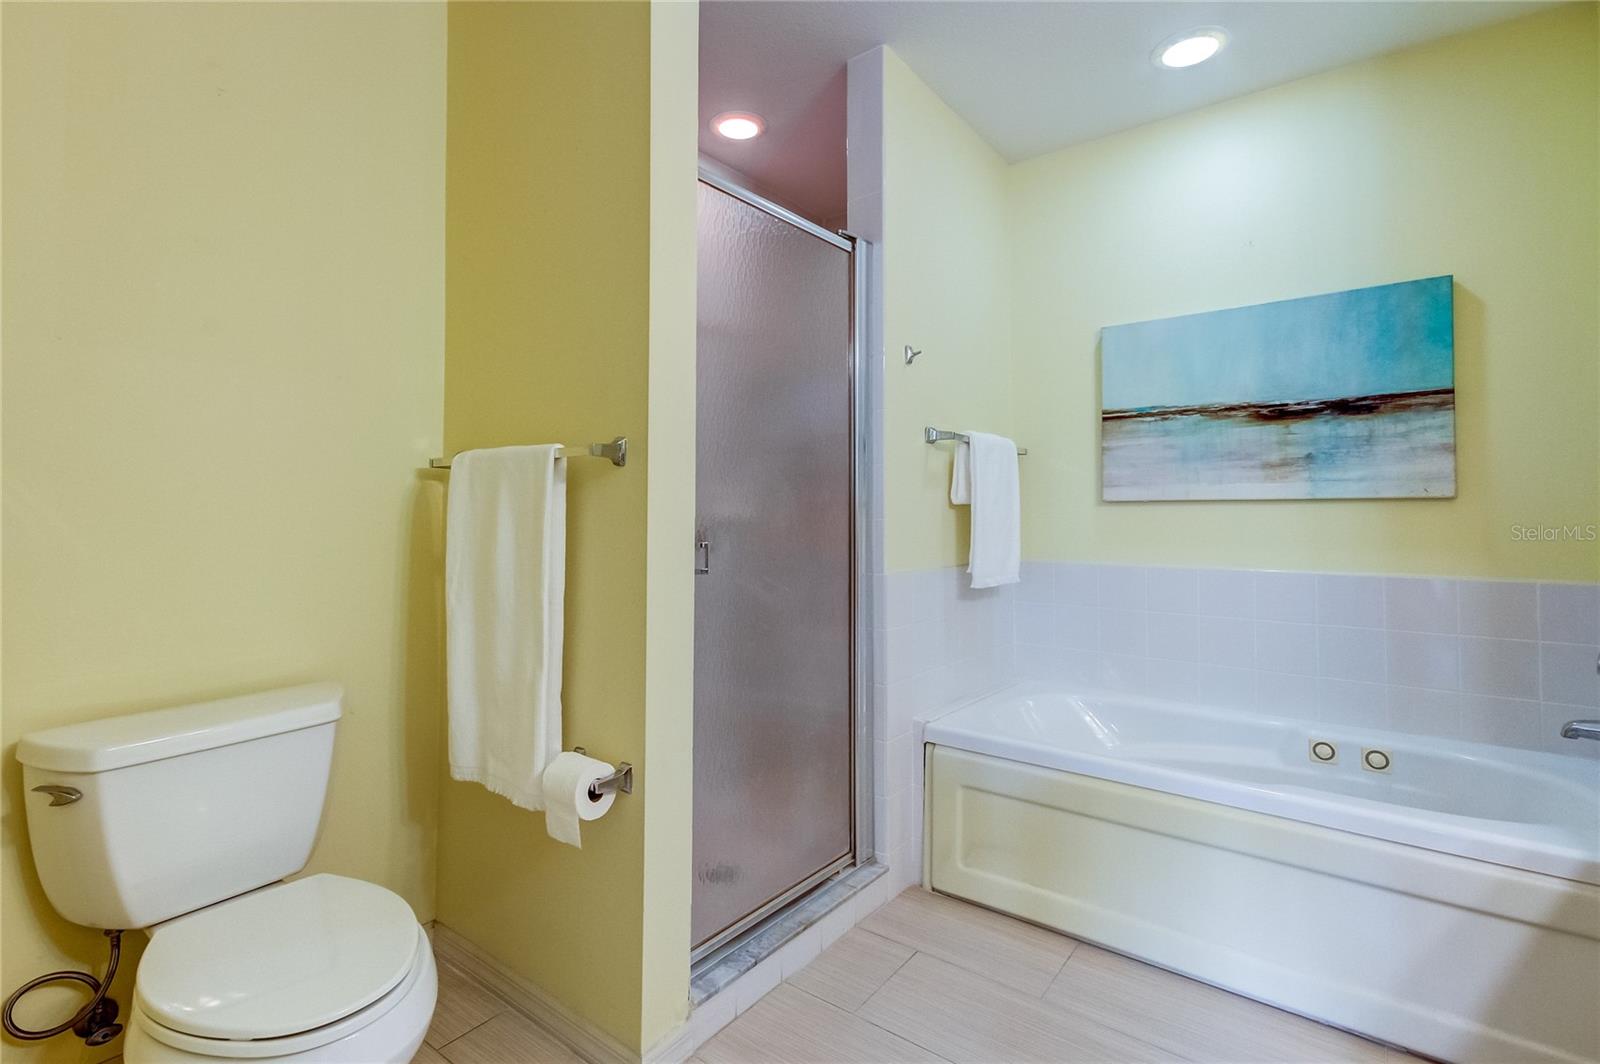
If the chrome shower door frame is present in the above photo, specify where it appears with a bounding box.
[848,232,875,870]
[690,168,874,964]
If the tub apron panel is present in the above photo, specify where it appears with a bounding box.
[927,744,1600,1064]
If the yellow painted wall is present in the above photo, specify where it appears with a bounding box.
[437,1,697,1051]
[1,4,447,1060]
[880,50,1016,572]
[1008,5,1598,580]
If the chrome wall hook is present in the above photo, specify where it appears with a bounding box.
[904,345,923,365]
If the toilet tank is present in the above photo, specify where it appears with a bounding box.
[16,683,342,930]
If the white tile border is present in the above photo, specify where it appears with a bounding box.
[875,562,1596,766]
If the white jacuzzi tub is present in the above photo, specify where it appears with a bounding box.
[922,684,1600,1064]
[924,684,1600,884]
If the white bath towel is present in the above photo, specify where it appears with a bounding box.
[446,445,566,810]
[951,431,1020,589]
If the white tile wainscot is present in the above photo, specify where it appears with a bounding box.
[1007,563,1598,759]
[874,566,1018,889]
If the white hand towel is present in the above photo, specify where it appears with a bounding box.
[954,431,1020,589]
[446,445,566,810]
[949,441,973,505]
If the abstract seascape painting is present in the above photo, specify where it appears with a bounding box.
[1100,276,1456,501]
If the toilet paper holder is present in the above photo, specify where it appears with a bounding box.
[573,748,633,799]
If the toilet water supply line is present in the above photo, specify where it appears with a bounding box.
[2,929,125,1045]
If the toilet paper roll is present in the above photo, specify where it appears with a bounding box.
[542,751,617,848]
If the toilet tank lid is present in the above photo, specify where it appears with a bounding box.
[16,683,342,774]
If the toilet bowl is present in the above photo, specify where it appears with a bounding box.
[16,684,436,1064]
[122,876,436,1063]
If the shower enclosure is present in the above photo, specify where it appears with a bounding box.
[692,173,866,959]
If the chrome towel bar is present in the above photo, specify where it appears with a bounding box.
[925,426,1027,456]
[429,436,628,469]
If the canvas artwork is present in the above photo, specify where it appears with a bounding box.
[1100,276,1456,501]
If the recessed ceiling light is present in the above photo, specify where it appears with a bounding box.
[712,111,765,141]
[1156,29,1227,69]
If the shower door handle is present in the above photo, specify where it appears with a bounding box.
[695,537,711,575]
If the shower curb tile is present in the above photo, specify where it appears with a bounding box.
[778,927,823,979]
[731,956,783,1015]
[679,989,738,1057]
[689,863,889,1006]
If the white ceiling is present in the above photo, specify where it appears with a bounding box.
[699,0,1553,223]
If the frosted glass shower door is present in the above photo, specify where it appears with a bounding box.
[692,180,854,954]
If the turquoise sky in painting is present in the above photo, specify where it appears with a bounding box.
[1101,276,1454,411]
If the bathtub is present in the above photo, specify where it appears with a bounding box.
[923,685,1600,1064]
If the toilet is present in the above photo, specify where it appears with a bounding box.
[17,683,437,1062]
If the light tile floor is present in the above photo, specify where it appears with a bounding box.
[418,949,589,1064]
[697,888,1414,1064]
[423,886,1416,1064]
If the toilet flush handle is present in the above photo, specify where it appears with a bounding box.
[31,785,82,807]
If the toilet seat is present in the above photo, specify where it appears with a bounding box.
[134,874,422,1055]
[130,934,431,1060]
